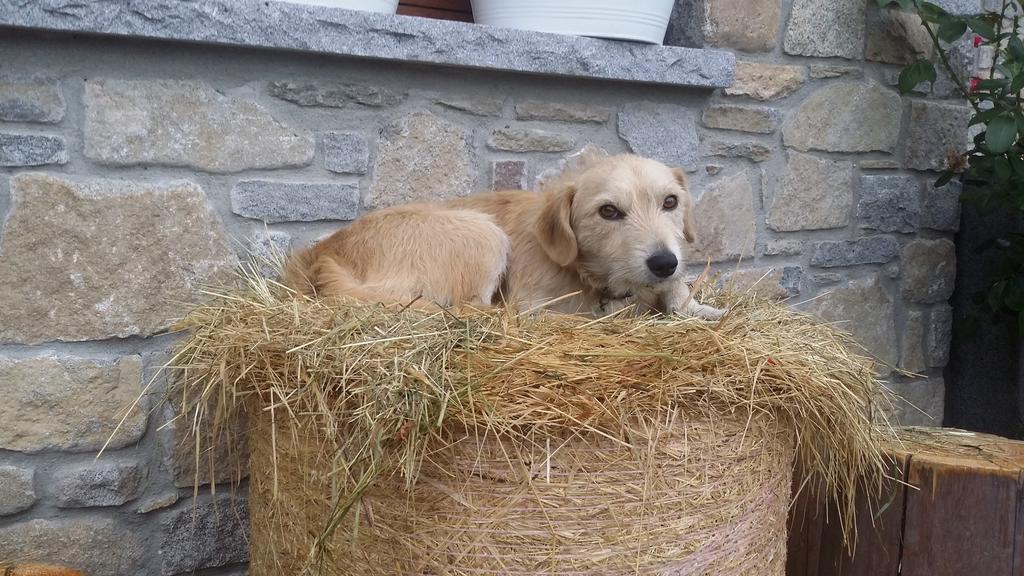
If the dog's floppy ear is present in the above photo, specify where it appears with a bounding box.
[673,168,697,244]
[536,185,578,267]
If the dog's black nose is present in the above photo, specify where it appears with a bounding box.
[646,251,678,279]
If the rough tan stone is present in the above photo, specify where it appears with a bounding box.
[515,101,610,123]
[721,266,798,300]
[903,100,972,172]
[0,76,64,123]
[369,112,474,208]
[0,355,146,453]
[0,173,236,344]
[901,239,957,303]
[808,65,864,79]
[783,81,902,153]
[692,172,756,263]
[489,127,575,152]
[805,275,897,376]
[702,140,773,162]
[866,6,934,65]
[702,105,778,134]
[0,466,35,515]
[704,0,782,52]
[170,397,249,489]
[84,79,313,173]
[725,61,807,101]
[900,309,927,373]
[0,518,144,576]
[767,151,853,231]
[436,96,503,117]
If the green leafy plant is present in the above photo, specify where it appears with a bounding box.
[877,0,1024,331]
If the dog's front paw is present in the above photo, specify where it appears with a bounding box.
[666,299,726,321]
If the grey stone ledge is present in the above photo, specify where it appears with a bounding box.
[1,0,735,89]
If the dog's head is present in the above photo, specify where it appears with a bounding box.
[536,154,697,297]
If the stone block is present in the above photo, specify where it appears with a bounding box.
[783,81,902,153]
[0,76,64,123]
[369,112,473,208]
[813,272,844,286]
[692,171,756,263]
[84,79,313,173]
[767,151,852,231]
[858,175,921,233]
[900,309,928,373]
[860,159,901,169]
[702,140,772,162]
[808,65,864,79]
[0,133,66,166]
[232,180,360,223]
[268,80,404,108]
[0,355,147,453]
[722,266,800,300]
[0,518,144,576]
[811,236,900,268]
[618,102,699,171]
[323,131,369,174]
[491,160,527,190]
[0,466,35,516]
[53,461,143,508]
[160,495,250,575]
[764,239,803,256]
[702,105,778,134]
[888,377,945,426]
[921,180,962,232]
[703,0,782,52]
[805,275,897,375]
[784,0,867,59]
[249,229,292,279]
[488,128,575,152]
[514,101,610,123]
[137,492,179,514]
[903,100,972,172]
[436,96,503,117]
[865,6,934,65]
[901,239,956,303]
[927,304,953,368]
[0,174,236,343]
[724,61,806,101]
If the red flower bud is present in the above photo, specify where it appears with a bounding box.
[969,76,981,93]
[974,35,983,47]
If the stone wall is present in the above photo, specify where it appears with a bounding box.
[0,1,976,573]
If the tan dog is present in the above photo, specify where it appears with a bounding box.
[284,152,724,319]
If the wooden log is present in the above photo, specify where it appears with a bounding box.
[787,428,1024,576]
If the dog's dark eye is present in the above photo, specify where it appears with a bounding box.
[663,195,679,211]
[599,204,624,220]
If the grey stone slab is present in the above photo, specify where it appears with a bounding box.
[927,303,953,367]
[0,132,66,166]
[0,0,735,89]
[810,236,900,268]
[491,160,527,190]
[921,180,962,232]
[53,461,143,508]
[160,495,250,575]
[784,0,866,59]
[858,175,921,233]
[231,180,360,223]
[904,100,972,172]
[783,81,902,154]
[619,102,700,171]
[323,131,369,175]
[901,238,956,303]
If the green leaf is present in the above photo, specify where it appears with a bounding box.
[1010,72,1024,94]
[934,170,955,188]
[977,78,1009,91]
[1009,36,1024,60]
[965,16,996,39]
[918,2,949,22]
[986,114,1018,153]
[937,18,968,43]
[898,60,937,93]
[996,156,1013,180]
[1005,276,1024,312]
[1017,310,1024,336]
[989,279,1008,312]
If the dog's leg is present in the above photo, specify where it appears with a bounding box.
[662,282,726,320]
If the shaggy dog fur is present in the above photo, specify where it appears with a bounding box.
[284,152,724,319]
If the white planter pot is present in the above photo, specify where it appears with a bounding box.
[276,0,399,14]
[470,0,675,44]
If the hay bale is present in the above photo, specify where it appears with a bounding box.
[167,271,895,575]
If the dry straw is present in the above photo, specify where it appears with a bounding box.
[166,262,896,575]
